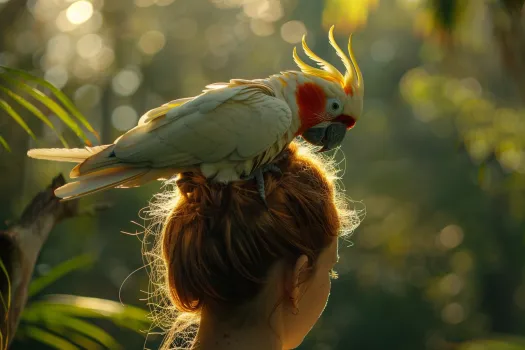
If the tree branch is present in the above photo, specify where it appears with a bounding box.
[0,174,79,348]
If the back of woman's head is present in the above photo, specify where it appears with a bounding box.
[144,141,360,348]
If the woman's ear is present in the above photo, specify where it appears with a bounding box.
[288,254,309,307]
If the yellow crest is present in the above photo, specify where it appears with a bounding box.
[293,25,363,95]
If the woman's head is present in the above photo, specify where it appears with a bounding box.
[144,141,360,349]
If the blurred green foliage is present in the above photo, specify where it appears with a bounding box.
[0,66,99,149]
[2,0,525,349]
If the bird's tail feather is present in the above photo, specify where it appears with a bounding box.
[27,145,112,163]
[70,145,124,178]
[55,167,150,200]
[116,168,176,188]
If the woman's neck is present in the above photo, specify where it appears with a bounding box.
[192,308,284,350]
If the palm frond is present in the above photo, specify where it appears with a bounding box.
[33,295,150,333]
[459,337,525,350]
[0,74,92,146]
[28,254,94,298]
[24,326,80,350]
[0,136,10,152]
[0,257,10,350]
[21,295,150,349]
[0,99,36,140]
[0,85,69,147]
[0,257,11,324]
[0,66,100,142]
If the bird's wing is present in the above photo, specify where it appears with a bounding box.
[137,97,194,126]
[112,84,292,168]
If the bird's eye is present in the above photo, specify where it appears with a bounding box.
[326,98,343,115]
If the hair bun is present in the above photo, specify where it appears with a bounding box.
[174,145,298,208]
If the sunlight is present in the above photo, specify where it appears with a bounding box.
[66,1,94,25]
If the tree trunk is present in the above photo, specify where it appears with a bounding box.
[0,174,79,348]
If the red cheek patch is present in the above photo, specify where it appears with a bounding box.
[295,82,326,134]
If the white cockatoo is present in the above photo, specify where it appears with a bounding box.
[27,26,364,204]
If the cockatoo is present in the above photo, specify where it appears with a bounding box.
[27,26,364,204]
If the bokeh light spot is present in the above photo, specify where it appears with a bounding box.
[439,225,464,249]
[441,303,465,324]
[250,19,274,37]
[280,20,306,44]
[112,69,142,96]
[450,251,474,274]
[439,273,463,296]
[44,65,69,89]
[111,105,139,131]
[76,33,103,59]
[138,31,166,55]
[66,1,94,25]
[74,84,102,109]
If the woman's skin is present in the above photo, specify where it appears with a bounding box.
[193,238,339,350]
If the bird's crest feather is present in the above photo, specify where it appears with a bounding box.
[293,25,363,95]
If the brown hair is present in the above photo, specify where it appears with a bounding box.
[142,141,361,349]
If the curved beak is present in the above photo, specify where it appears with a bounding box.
[301,122,348,153]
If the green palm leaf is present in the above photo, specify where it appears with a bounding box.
[0,257,11,350]
[0,75,91,146]
[28,255,94,298]
[21,295,150,349]
[0,258,11,323]
[28,295,150,333]
[0,136,10,152]
[0,66,100,142]
[0,99,36,140]
[459,339,525,350]
[24,326,80,350]
[0,86,69,147]
[42,314,121,350]
[44,324,105,350]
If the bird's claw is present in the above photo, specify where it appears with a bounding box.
[243,162,283,209]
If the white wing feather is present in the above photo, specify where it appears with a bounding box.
[113,85,292,170]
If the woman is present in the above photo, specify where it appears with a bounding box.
[144,141,361,350]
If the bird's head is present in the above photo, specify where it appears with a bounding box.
[292,25,363,152]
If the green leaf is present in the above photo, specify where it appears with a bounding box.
[459,339,525,350]
[0,136,10,152]
[0,257,11,322]
[0,86,69,147]
[45,325,104,350]
[28,255,94,298]
[47,295,147,330]
[0,66,100,142]
[50,315,122,350]
[22,295,149,335]
[0,74,91,146]
[24,326,80,350]
[0,99,36,140]
[22,297,149,329]
[0,257,10,350]
[0,329,5,350]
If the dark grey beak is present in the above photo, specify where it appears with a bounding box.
[301,122,347,152]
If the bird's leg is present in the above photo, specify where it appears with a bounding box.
[272,149,289,164]
[243,162,283,208]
